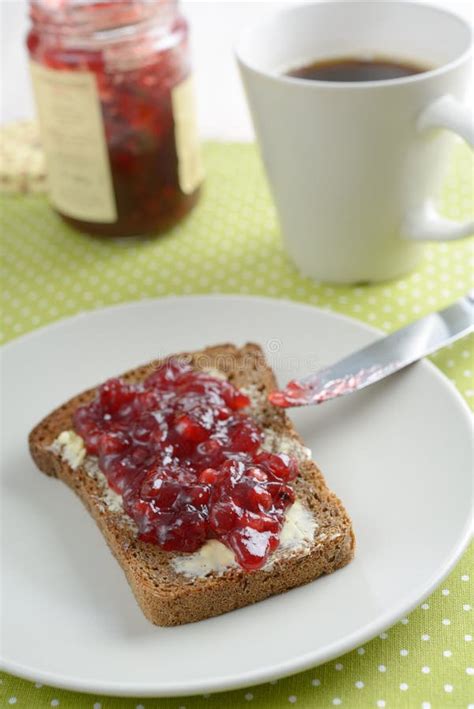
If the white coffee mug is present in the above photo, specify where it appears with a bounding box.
[236,1,473,283]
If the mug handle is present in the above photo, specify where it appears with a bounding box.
[402,95,474,241]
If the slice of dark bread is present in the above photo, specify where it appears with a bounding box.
[29,343,355,626]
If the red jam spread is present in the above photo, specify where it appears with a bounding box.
[269,365,388,407]
[73,360,298,570]
[27,1,201,237]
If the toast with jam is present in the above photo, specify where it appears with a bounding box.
[29,343,354,626]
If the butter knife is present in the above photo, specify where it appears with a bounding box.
[269,293,474,408]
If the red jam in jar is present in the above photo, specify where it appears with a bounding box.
[27,1,203,237]
[73,359,299,570]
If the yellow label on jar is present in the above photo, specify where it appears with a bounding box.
[30,62,117,223]
[172,76,204,195]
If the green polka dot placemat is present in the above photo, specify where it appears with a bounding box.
[1,140,473,709]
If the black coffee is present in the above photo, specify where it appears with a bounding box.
[286,56,429,82]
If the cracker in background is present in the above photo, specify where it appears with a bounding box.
[0,120,47,194]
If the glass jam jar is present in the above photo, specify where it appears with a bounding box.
[27,0,203,237]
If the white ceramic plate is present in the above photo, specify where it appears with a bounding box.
[1,296,472,698]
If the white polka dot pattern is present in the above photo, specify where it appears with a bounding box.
[0,141,472,709]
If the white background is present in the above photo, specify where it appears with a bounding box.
[0,0,472,140]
